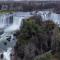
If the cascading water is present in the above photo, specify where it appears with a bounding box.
[3,48,12,60]
[0,12,33,60]
[37,11,60,25]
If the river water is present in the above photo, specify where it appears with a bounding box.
[0,11,60,60]
[0,12,33,60]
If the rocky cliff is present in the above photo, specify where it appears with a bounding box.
[14,15,60,60]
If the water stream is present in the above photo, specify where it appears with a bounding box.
[0,12,33,60]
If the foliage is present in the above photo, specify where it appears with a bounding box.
[0,10,15,14]
[15,16,60,60]
[39,53,52,60]
[17,18,45,45]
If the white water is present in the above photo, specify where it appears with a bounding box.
[0,11,60,60]
[0,12,33,60]
[37,11,60,25]
[3,48,12,60]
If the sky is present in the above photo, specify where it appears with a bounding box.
[0,0,60,1]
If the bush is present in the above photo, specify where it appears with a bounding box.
[35,53,52,60]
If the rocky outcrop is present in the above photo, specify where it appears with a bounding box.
[14,16,60,60]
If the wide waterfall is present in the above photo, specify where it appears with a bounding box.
[0,12,33,60]
[0,11,60,60]
[37,11,60,25]
[0,14,13,29]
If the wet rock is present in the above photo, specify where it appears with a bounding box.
[4,42,7,45]
[1,54,3,59]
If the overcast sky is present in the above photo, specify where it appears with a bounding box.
[0,0,60,1]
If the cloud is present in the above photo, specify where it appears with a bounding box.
[0,0,60,1]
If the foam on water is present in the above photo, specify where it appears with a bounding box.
[37,11,60,25]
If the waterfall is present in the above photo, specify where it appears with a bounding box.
[0,15,6,28]
[0,14,13,29]
[37,11,60,25]
[0,12,33,60]
[0,11,60,60]
[3,48,12,60]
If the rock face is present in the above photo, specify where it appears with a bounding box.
[14,16,60,60]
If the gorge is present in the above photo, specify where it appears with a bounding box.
[0,10,60,60]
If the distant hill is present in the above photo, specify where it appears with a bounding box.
[0,1,60,13]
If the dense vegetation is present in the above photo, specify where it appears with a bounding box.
[14,15,60,60]
[0,10,15,14]
[0,2,60,13]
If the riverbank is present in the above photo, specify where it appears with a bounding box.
[0,10,15,14]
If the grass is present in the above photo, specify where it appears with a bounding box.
[0,10,15,14]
